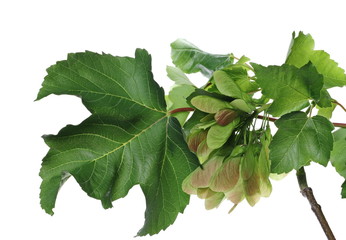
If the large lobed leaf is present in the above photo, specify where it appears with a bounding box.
[37,49,199,236]
[269,112,334,173]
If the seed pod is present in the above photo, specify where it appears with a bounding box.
[241,153,255,181]
[197,188,215,199]
[182,174,197,195]
[187,130,207,153]
[207,117,240,149]
[259,178,272,198]
[214,109,238,126]
[244,170,261,206]
[204,192,224,210]
[190,156,223,188]
[190,95,231,113]
[196,139,213,164]
[230,145,246,157]
[225,178,245,204]
[210,157,241,192]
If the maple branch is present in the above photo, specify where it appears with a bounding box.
[257,115,346,128]
[296,168,336,240]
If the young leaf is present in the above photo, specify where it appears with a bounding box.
[166,66,195,86]
[213,70,252,102]
[269,112,334,173]
[167,84,196,125]
[37,49,200,236]
[333,127,346,141]
[317,102,336,119]
[285,31,315,67]
[330,128,346,178]
[171,39,233,77]
[309,50,346,88]
[330,138,346,178]
[252,62,323,116]
[285,31,346,88]
[342,181,346,198]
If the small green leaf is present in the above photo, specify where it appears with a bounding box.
[166,66,195,86]
[330,139,346,178]
[342,181,346,198]
[171,39,232,77]
[167,84,196,125]
[252,62,323,117]
[285,31,346,88]
[190,95,231,113]
[330,129,346,178]
[213,70,251,101]
[333,128,346,141]
[183,110,208,136]
[309,50,346,88]
[230,99,254,113]
[317,88,332,108]
[317,102,336,119]
[270,112,334,173]
[285,31,315,67]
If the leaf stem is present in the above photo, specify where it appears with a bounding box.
[257,115,346,128]
[169,107,195,115]
[333,100,346,112]
[296,167,336,240]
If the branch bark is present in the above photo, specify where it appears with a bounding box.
[296,167,336,240]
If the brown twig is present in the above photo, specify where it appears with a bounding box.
[296,168,336,240]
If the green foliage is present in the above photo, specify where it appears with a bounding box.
[269,112,334,173]
[252,62,323,117]
[286,31,346,88]
[330,128,346,197]
[37,31,346,236]
[171,39,233,77]
[37,49,199,236]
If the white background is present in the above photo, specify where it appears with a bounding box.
[1,0,346,239]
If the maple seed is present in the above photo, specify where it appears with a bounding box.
[187,130,208,153]
[214,109,239,126]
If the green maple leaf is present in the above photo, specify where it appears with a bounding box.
[330,128,346,198]
[171,39,233,77]
[286,31,346,88]
[251,62,323,117]
[37,49,199,236]
[269,112,334,174]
